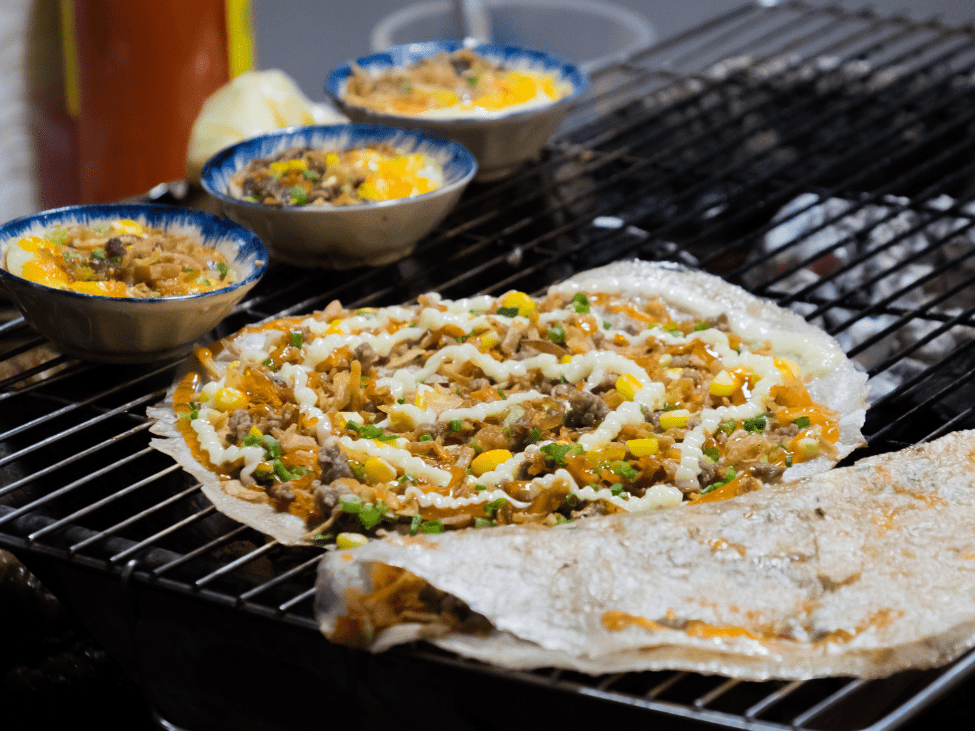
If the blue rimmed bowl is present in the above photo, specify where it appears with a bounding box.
[200,123,477,268]
[326,40,588,181]
[0,204,268,364]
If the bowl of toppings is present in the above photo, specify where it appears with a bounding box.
[200,123,477,268]
[325,41,588,181]
[0,204,268,364]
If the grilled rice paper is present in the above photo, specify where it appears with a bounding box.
[317,430,975,679]
[148,260,867,546]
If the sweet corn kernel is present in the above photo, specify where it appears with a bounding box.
[270,159,308,174]
[357,181,380,200]
[248,425,262,438]
[431,89,460,107]
[797,437,820,456]
[389,411,414,432]
[471,449,513,476]
[626,438,659,457]
[325,319,343,334]
[364,457,397,484]
[336,532,369,549]
[480,331,501,348]
[414,385,432,409]
[213,387,247,411]
[709,370,738,397]
[659,408,691,429]
[560,354,572,364]
[111,219,143,235]
[501,291,535,317]
[586,444,626,465]
[665,367,684,380]
[253,461,273,480]
[616,373,643,401]
[774,357,801,380]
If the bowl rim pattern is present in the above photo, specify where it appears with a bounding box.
[0,203,268,303]
[199,122,478,212]
[325,40,589,122]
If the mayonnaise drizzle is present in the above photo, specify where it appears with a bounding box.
[190,283,803,514]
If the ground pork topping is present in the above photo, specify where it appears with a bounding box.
[174,286,843,545]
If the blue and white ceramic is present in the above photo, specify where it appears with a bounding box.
[201,123,477,268]
[326,40,589,180]
[0,204,268,364]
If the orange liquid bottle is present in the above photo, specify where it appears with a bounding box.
[36,0,253,206]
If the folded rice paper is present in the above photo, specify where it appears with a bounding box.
[316,430,975,680]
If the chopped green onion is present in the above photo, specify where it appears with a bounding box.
[474,517,494,528]
[303,169,322,180]
[540,442,584,466]
[608,460,638,482]
[345,421,398,441]
[420,519,445,534]
[216,262,229,279]
[496,306,520,318]
[702,446,720,462]
[90,248,106,259]
[525,427,541,444]
[693,320,711,331]
[603,321,612,330]
[448,419,463,432]
[572,293,591,314]
[339,494,364,513]
[483,498,509,517]
[358,504,384,530]
[497,388,507,400]
[290,331,303,348]
[793,416,811,429]
[547,325,566,345]
[289,185,307,205]
[417,433,433,442]
[743,414,768,434]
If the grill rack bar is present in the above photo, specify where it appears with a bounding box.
[4,2,975,729]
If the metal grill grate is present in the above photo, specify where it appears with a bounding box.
[4,2,975,729]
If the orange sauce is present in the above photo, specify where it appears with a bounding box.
[685,620,760,640]
[602,610,666,632]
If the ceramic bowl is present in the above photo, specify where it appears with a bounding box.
[325,40,588,181]
[0,204,268,364]
[200,123,477,268]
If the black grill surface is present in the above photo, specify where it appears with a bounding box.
[5,2,975,729]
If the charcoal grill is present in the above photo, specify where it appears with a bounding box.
[5,1,975,729]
